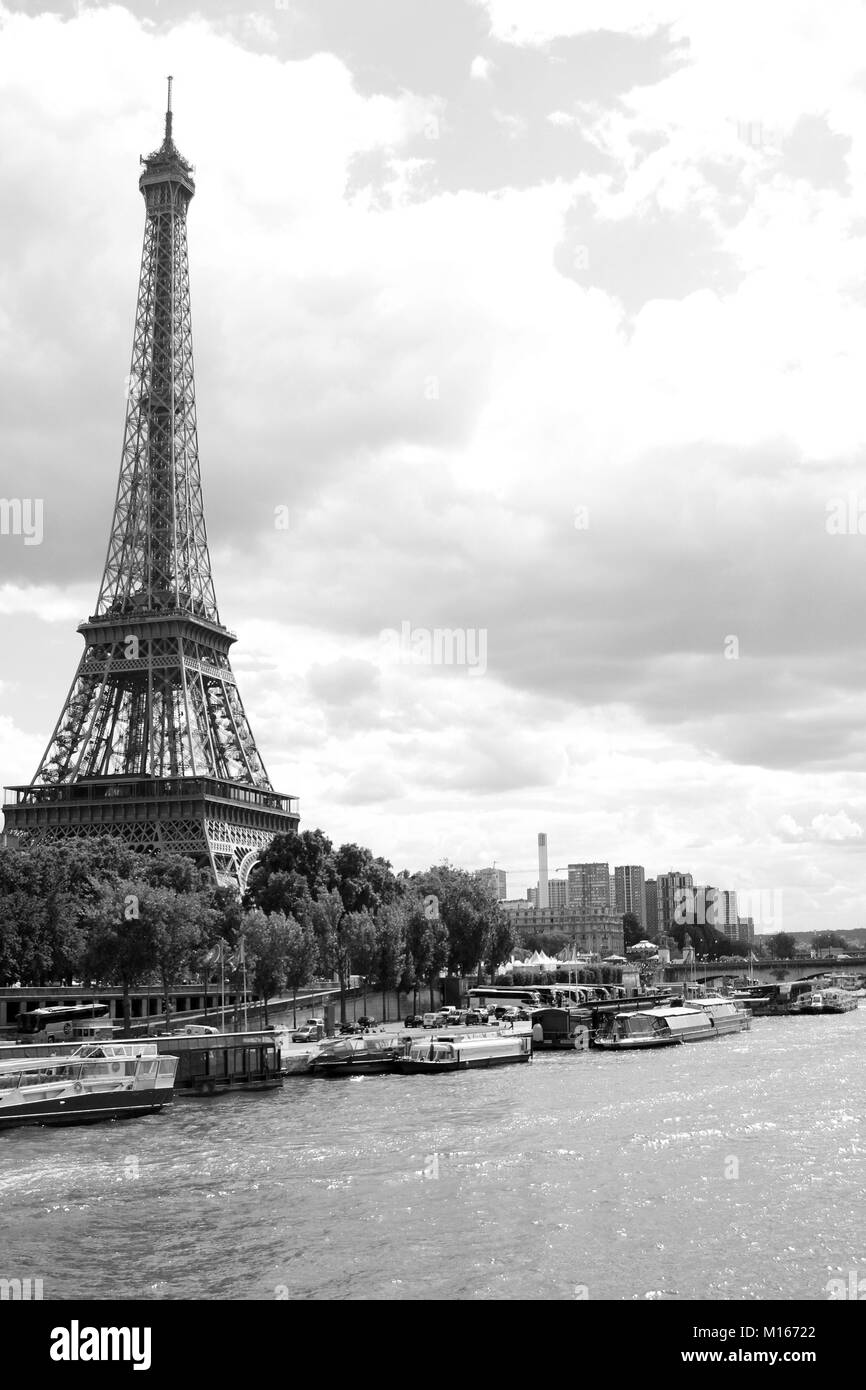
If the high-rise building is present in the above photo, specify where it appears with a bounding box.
[614,865,647,929]
[645,879,658,937]
[719,890,739,929]
[548,879,568,910]
[731,916,755,946]
[475,867,507,900]
[2,86,299,884]
[657,871,694,933]
[567,863,611,913]
[675,885,739,933]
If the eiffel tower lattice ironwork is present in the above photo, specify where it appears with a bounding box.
[3,83,299,885]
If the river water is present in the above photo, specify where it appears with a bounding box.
[3,1012,864,1301]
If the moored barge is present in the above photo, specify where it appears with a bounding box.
[309,1034,402,1076]
[396,1033,532,1073]
[593,1005,731,1050]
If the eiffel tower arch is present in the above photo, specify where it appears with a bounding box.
[3,84,299,884]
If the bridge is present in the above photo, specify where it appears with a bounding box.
[664,956,866,984]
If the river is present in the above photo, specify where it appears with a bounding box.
[2,1012,864,1300]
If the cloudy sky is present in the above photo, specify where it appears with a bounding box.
[2,0,866,933]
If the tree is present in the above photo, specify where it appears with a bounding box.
[622,912,643,949]
[81,879,158,1034]
[311,888,355,1022]
[412,865,502,985]
[245,829,334,908]
[767,931,797,960]
[147,887,205,1031]
[403,892,449,1011]
[246,868,315,922]
[813,932,849,953]
[241,908,295,1026]
[372,902,406,1023]
[484,912,516,977]
[284,912,317,1026]
[349,910,378,1015]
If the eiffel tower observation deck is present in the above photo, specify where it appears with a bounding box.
[3,82,299,886]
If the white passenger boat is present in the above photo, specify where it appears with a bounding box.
[791,988,858,1015]
[396,1033,531,1073]
[685,996,751,1034]
[0,1043,178,1128]
[593,1005,723,1050]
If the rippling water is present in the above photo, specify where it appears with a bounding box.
[3,1013,865,1301]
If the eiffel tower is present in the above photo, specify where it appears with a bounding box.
[3,83,299,886]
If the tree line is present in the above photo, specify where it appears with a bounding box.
[0,831,516,1030]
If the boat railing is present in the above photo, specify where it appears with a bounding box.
[0,1055,175,1090]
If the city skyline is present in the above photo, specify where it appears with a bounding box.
[2,1,866,935]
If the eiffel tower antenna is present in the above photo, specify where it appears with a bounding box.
[4,86,300,886]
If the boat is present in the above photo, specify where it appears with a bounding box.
[147,1029,283,1094]
[529,1006,591,1049]
[593,1005,722,1050]
[728,980,813,1016]
[682,996,751,1034]
[396,1033,532,1073]
[308,1034,402,1076]
[0,1043,178,1128]
[790,988,859,1015]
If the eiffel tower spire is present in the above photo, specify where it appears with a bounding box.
[3,89,299,885]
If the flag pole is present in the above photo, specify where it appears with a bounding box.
[240,950,247,1039]
[220,945,225,1033]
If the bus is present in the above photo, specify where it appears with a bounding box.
[468,986,546,1013]
[547,983,629,1006]
[16,1004,113,1043]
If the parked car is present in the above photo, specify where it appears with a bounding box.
[403,1014,424,1028]
[422,1013,440,1029]
[357,1015,378,1030]
[464,1009,483,1026]
[292,1018,325,1043]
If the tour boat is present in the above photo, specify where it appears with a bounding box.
[790,988,859,1015]
[0,1043,178,1128]
[396,1033,532,1073]
[682,996,751,1034]
[593,1005,723,1050]
[728,981,812,1016]
[308,1034,402,1076]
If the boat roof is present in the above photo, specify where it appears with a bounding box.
[615,1006,706,1019]
[0,1042,159,1070]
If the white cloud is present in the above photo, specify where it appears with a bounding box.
[811,810,863,842]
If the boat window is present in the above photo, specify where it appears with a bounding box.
[626,1014,655,1034]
